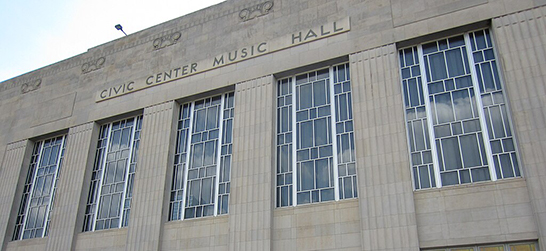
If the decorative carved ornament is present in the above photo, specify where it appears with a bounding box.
[153,32,182,50]
[21,79,42,94]
[239,1,274,22]
[81,57,106,74]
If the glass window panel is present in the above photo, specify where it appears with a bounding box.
[203,141,216,166]
[408,79,420,107]
[484,49,495,61]
[490,106,506,138]
[491,140,502,154]
[434,93,455,124]
[474,30,487,50]
[412,153,422,165]
[419,166,431,188]
[446,48,465,77]
[194,109,206,132]
[441,137,462,170]
[460,169,471,184]
[449,35,465,47]
[300,161,315,191]
[503,139,514,152]
[435,124,451,138]
[422,42,438,54]
[339,94,349,121]
[314,118,329,146]
[510,243,536,251]
[402,68,411,79]
[299,84,313,109]
[411,66,420,76]
[428,53,448,81]
[471,167,490,182]
[441,171,459,186]
[404,48,414,66]
[481,246,504,251]
[300,121,314,148]
[201,178,213,204]
[428,81,444,94]
[297,192,310,204]
[297,150,309,161]
[481,63,496,92]
[455,76,472,89]
[315,159,330,189]
[313,80,328,106]
[280,186,289,207]
[452,122,463,135]
[413,120,426,150]
[403,81,410,107]
[500,154,515,178]
[463,119,481,133]
[191,143,204,167]
[460,134,482,168]
[474,51,484,63]
[492,63,502,91]
[319,145,332,158]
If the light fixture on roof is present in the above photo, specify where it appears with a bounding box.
[115,24,127,36]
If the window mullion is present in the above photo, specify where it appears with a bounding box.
[180,103,195,220]
[20,141,45,239]
[291,77,298,206]
[213,95,226,216]
[417,45,443,188]
[117,119,137,228]
[41,136,66,237]
[464,33,498,181]
[329,67,341,201]
[93,124,112,231]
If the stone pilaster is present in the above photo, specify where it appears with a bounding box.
[229,76,274,251]
[125,101,177,251]
[493,6,546,251]
[0,140,32,250]
[350,44,420,251]
[46,122,98,250]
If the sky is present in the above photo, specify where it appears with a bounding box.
[0,0,225,82]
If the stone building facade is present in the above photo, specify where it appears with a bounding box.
[1,0,546,250]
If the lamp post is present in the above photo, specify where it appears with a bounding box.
[115,24,127,36]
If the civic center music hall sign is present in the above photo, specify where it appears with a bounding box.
[96,17,350,102]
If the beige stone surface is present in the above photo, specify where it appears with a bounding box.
[1,0,545,250]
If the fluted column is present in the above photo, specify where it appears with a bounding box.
[229,76,274,251]
[125,101,177,251]
[0,140,32,250]
[46,122,98,250]
[493,6,546,251]
[350,44,420,251]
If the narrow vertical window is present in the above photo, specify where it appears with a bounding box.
[399,29,521,190]
[276,63,358,207]
[13,135,67,240]
[169,93,234,220]
[82,116,142,231]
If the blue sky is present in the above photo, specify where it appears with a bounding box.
[0,0,224,82]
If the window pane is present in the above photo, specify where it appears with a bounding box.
[441,137,462,170]
[427,53,448,81]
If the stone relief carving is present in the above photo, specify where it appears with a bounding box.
[81,57,106,74]
[21,79,42,94]
[153,32,182,50]
[239,1,274,22]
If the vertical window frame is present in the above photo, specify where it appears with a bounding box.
[400,29,522,190]
[276,63,358,208]
[169,92,234,221]
[13,135,67,240]
[82,115,142,232]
